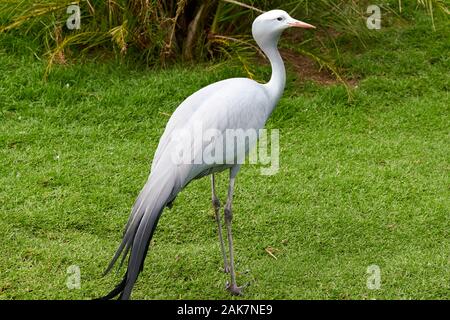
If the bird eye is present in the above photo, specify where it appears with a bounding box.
[277,17,283,21]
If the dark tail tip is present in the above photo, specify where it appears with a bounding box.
[94,272,128,300]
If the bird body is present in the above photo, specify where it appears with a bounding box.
[153,78,271,179]
[101,9,315,300]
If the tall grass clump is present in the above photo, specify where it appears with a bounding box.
[0,0,447,78]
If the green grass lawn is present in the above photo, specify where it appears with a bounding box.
[0,13,449,299]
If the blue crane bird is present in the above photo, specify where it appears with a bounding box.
[100,9,315,300]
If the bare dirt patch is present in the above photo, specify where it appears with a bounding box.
[280,48,338,85]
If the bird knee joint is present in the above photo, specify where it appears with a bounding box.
[224,207,233,222]
[212,197,221,209]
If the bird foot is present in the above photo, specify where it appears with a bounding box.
[225,282,243,296]
[223,265,230,273]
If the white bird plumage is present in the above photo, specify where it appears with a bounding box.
[100,9,315,300]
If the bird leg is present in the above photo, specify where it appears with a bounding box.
[211,174,229,273]
[224,166,243,296]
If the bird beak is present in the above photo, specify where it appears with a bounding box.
[288,19,316,29]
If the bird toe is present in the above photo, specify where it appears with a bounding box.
[225,282,243,296]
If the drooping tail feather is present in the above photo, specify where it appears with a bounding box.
[95,271,127,300]
[100,165,178,300]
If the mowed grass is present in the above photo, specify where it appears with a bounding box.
[0,14,449,299]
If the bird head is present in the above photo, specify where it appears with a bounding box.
[252,10,315,47]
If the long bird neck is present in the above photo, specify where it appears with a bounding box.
[261,38,286,111]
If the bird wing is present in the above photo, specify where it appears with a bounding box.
[150,78,270,173]
[150,77,271,185]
